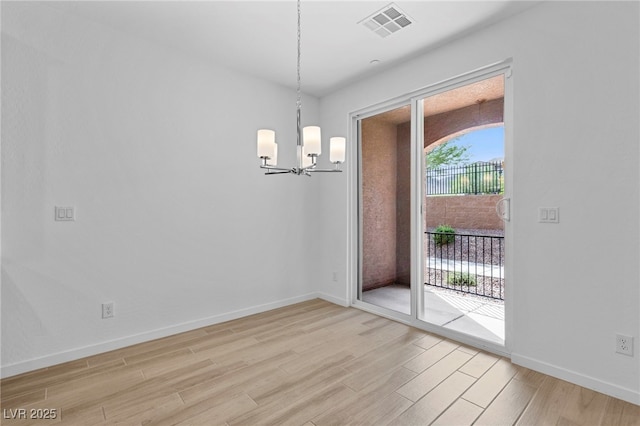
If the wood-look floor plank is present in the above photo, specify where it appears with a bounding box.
[395,349,474,402]
[280,347,356,376]
[1,359,122,398]
[227,365,350,424]
[559,385,609,426]
[341,342,424,392]
[247,365,350,408]
[102,393,184,425]
[512,366,547,388]
[85,329,209,368]
[144,389,250,426]
[457,344,481,356]
[1,299,638,426]
[228,384,355,426]
[458,350,500,378]
[78,360,222,420]
[412,332,444,350]
[138,349,217,379]
[402,339,459,373]
[342,330,426,375]
[461,357,520,408]
[431,397,484,426]
[174,393,258,426]
[0,388,46,407]
[391,371,477,426]
[177,353,297,405]
[601,397,640,426]
[343,392,413,426]
[312,367,417,426]
[297,305,368,333]
[474,377,537,425]
[516,376,577,425]
[356,320,422,347]
[46,368,146,409]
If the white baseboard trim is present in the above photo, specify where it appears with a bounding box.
[1,292,323,379]
[511,352,640,406]
[316,291,349,307]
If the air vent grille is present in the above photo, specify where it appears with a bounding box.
[360,3,413,38]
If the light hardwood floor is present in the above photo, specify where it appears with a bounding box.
[1,299,638,425]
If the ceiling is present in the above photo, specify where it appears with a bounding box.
[45,1,541,97]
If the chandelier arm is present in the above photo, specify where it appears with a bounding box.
[260,164,295,172]
[264,170,295,175]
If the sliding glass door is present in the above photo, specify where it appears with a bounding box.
[418,74,507,346]
[352,62,512,353]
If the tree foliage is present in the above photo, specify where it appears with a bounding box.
[426,139,470,169]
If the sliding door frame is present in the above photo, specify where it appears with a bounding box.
[348,59,514,357]
[349,98,415,322]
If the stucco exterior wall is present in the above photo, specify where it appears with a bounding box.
[361,118,398,290]
[425,194,504,230]
[395,122,411,285]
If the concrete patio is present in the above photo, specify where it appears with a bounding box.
[362,284,505,345]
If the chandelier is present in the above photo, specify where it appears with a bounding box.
[256,0,346,176]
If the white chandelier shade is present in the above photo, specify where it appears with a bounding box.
[256,126,345,170]
[329,137,346,163]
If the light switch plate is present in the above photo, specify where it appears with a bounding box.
[539,207,559,223]
[55,206,75,221]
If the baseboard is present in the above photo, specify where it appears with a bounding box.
[0,293,322,379]
[316,291,349,307]
[511,352,640,406]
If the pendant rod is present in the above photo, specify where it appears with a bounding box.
[296,0,302,171]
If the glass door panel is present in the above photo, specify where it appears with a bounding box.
[418,74,506,346]
[358,104,412,315]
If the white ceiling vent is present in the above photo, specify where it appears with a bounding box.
[360,3,413,38]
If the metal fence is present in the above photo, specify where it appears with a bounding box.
[425,231,504,300]
[426,161,504,195]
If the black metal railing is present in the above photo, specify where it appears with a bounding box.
[425,231,504,300]
[426,161,504,196]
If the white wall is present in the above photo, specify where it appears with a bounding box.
[1,2,321,376]
[318,1,640,404]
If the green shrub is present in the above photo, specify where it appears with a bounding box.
[447,272,477,287]
[433,225,455,246]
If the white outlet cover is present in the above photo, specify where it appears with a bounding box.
[102,302,114,319]
[616,334,633,356]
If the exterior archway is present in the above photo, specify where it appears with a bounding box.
[426,122,504,154]
[424,98,504,150]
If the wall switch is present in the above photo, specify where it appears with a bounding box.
[616,334,633,356]
[102,302,114,319]
[332,271,338,282]
[55,206,75,221]
[539,207,559,223]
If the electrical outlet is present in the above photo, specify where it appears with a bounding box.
[616,334,633,356]
[332,271,338,282]
[102,302,114,319]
